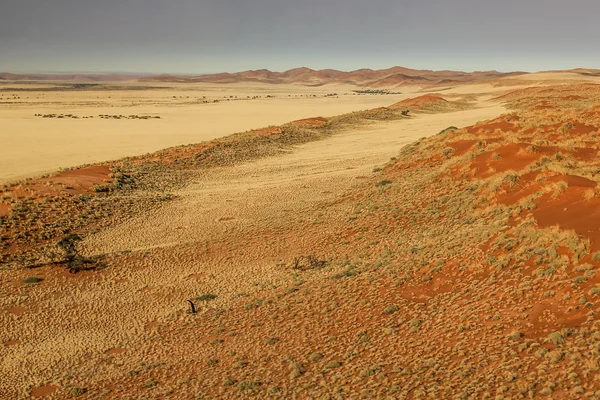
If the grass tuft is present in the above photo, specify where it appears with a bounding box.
[22,277,44,284]
[196,294,217,301]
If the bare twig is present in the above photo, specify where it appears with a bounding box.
[187,300,197,314]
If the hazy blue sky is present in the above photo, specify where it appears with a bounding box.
[1,0,599,74]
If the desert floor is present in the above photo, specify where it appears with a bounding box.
[0,84,504,397]
[9,74,600,398]
[0,82,427,184]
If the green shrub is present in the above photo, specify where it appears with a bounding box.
[22,277,44,284]
[439,126,458,134]
[377,180,393,187]
[57,233,105,273]
[289,255,327,271]
[196,294,217,301]
[332,268,358,279]
[562,122,573,133]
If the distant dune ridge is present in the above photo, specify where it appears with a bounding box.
[3,67,600,85]
[140,66,526,86]
[0,66,524,85]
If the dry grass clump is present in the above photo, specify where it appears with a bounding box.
[288,255,328,271]
[195,294,217,301]
[21,276,44,283]
[547,331,565,345]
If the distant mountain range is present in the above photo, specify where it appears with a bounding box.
[2,67,598,86]
[140,67,526,87]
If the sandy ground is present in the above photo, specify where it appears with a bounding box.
[0,82,428,184]
[85,104,505,255]
[0,98,505,397]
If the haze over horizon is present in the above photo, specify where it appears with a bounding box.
[2,0,599,75]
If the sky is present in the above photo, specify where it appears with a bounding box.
[1,0,599,74]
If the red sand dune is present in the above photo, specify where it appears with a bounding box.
[569,121,599,135]
[442,108,600,251]
[561,95,585,101]
[247,117,328,137]
[532,183,600,251]
[389,94,447,109]
[248,126,283,137]
[469,143,543,178]
[31,385,59,398]
[0,165,112,211]
[467,120,517,134]
[448,139,479,156]
[0,203,11,217]
[44,166,112,192]
[291,116,328,127]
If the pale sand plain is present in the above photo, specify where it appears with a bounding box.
[0,82,428,184]
[0,90,505,397]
